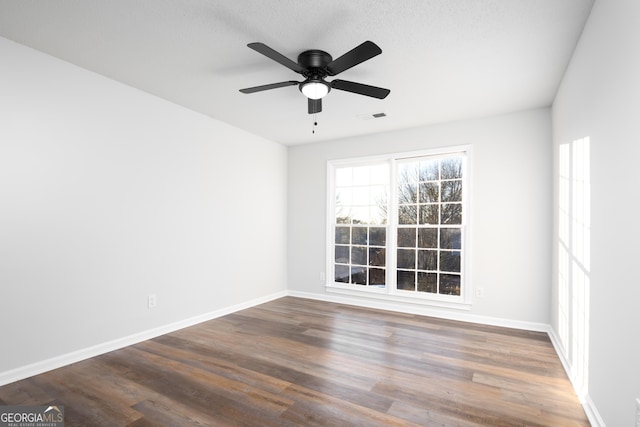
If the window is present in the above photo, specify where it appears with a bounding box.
[334,163,389,287]
[327,147,470,307]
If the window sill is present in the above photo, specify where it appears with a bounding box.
[325,283,472,311]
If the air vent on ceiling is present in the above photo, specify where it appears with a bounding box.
[358,112,388,120]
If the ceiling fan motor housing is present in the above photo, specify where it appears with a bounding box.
[297,50,332,78]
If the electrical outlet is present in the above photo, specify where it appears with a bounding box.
[319,271,326,281]
[635,398,640,427]
[148,294,157,309]
[475,287,485,298]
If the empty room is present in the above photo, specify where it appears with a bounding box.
[0,1,638,426]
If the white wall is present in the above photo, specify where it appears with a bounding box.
[0,37,287,376]
[552,0,640,425]
[288,108,552,326]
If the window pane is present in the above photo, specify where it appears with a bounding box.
[440,274,461,295]
[352,187,369,205]
[336,211,351,224]
[441,180,462,202]
[336,188,352,207]
[335,264,349,283]
[397,249,415,269]
[352,227,368,245]
[418,250,438,271]
[369,268,386,286]
[441,203,462,224]
[398,163,418,183]
[419,204,439,224]
[350,206,370,224]
[418,228,438,248]
[399,205,417,224]
[335,227,350,244]
[440,228,462,249]
[398,183,417,204]
[419,182,439,203]
[369,164,389,185]
[351,246,367,265]
[351,267,367,285]
[369,248,386,267]
[335,167,352,187]
[418,272,437,293]
[353,166,370,186]
[335,246,349,264]
[370,185,388,205]
[440,251,461,272]
[397,227,416,247]
[419,159,439,181]
[397,271,415,290]
[441,157,463,179]
[369,227,386,246]
[370,208,387,225]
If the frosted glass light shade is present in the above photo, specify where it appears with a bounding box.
[301,81,329,100]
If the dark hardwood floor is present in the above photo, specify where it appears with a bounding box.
[0,297,589,426]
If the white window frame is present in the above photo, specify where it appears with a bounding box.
[326,145,473,310]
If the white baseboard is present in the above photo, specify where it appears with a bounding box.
[287,290,549,332]
[583,394,606,427]
[547,328,606,427]
[0,290,287,387]
[546,327,572,383]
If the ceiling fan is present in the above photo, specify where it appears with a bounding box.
[239,41,390,114]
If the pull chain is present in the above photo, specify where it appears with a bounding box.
[312,114,318,134]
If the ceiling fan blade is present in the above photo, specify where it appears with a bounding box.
[331,79,390,99]
[247,42,305,74]
[239,81,300,94]
[326,41,382,76]
[308,98,322,114]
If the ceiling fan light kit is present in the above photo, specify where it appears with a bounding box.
[239,41,390,114]
[300,81,330,100]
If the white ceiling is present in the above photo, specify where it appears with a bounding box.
[0,0,594,145]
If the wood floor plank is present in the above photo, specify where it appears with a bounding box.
[0,378,54,405]
[28,375,142,426]
[387,400,488,427]
[0,297,590,426]
[136,339,293,396]
[279,383,421,427]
